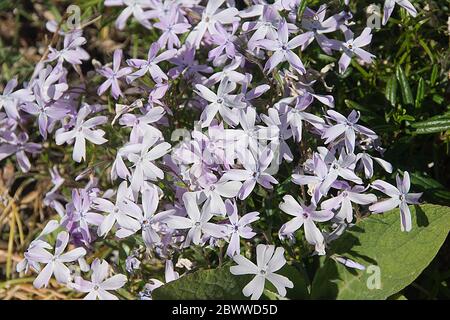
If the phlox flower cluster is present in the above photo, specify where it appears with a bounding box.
[1,0,421,300]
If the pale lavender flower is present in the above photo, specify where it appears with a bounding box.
[62,189,104,244]
[195,77,245,127]
[71,258,127,300]
[105,0,152,30]
[279,195,334,255]
[93,181,141,237]
[55,104,108,163]
[208,22,238,65]
[167,192,228,247]
[230,244,293,300]
[116,186,175,247]
[356,151,393,179]
[97,49,133,100]
[322,110,377,153]
[168,45,213,81]
[126,42,177,83]
[321,185,377,223]
[333,27,375,74]
[369,171,422,232]
[26,231,86,288]
[383,0,417,25]
[0,132,41,172]
[47,32,89,65]
[17,220,60,274]
[223,200,259,257]
[0,78,34,119]
[186,0,240,48]
[198,177,242,216]
[21,86,68,139]
[126,135,171,192]
[154,9,190,49]
[261,108,294,163]
[223,148,278,200]
[258,19,310,74]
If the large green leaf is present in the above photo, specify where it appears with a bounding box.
[152,264,309,300]
[152,265,249,300]
[311,204,450,299]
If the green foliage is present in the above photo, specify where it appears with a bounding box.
[310,204,450,299]
[154,204,449,300]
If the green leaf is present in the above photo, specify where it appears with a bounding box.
[310,204,450,299]
[396,65,414,106]
[152,266,250,300]
[412,118,450,134]
[415,77,425,109]
[385,75,398,107]
[152,264,310,300]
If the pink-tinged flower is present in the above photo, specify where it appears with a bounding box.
[71,259,127,300]
[322,110,377,153]
[383,0,417,25]
[186,0,240,48]
[223,148,278,200]
[166,192,228,247]
[115,186,175,247]
[105,0,152,30]
[258,19,311,74]
[126,42,177,84]
[0,78,34,119]
[26,231,86,288]
[369,171,422,232]
[223,200,259,257]
[154,9,190,49]
[279,195,334,255]
[321,185,377,223]
[230,244,293,300]
[195,77,245,128]
[97,49,133,100]
[55,104,108,163]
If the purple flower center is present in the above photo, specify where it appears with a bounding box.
[303,212,309,219]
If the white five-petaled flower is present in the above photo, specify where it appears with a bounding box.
[127,135,171,192]
[55,104,108,162]
[279,195,334,255]
[370,171,422,232]
[71,259,127,300]
[26,231,86,289]
[115,185,175,247]
[230,244,293,300]
[167,192,228,247]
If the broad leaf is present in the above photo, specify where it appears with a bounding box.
[152,264,309,300]
[311,204,450,299]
